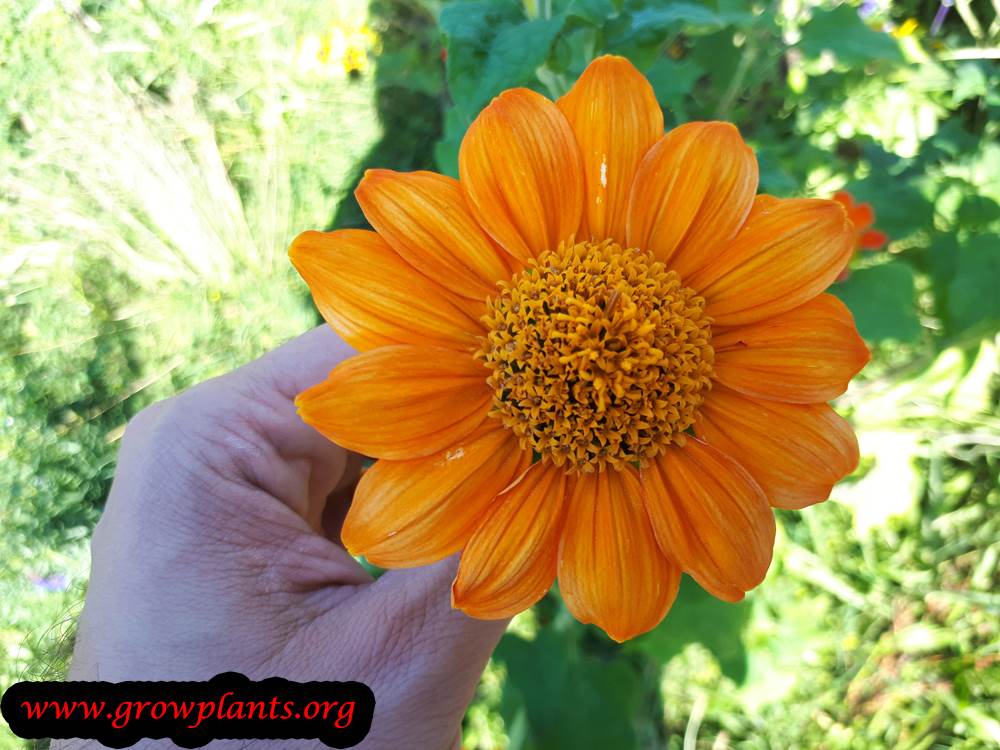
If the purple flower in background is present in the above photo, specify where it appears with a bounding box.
[859,0,878,19]
[931,0,953,35]
[27,571,70,592]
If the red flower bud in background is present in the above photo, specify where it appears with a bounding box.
[832,191,888,281]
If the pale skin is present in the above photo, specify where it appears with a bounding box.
[53,326,508,750]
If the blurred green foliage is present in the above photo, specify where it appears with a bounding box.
[1,0,998,748]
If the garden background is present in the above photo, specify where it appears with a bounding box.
[1,0,998,747]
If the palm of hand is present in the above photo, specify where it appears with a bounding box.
[59,327,506,750]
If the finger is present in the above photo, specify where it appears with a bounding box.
[99,326,375,599]
[199,325,371,582]
[308,556,509,676]
[316,453,364,542]
[240,324,357,400]
[378,556,510,649]
[366,556,509,690]
[205,325,361,520]
[292,556,506,749]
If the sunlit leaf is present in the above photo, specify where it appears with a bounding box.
[847,185,932,241]
[496,627,641,749]
[644,57,702,121]
[629,3,722,31]
[473,16,565,108]
[439,0,524,122]
[831,262,922,343]
[626,575,752,683]
[565,0,619,25]
[800,5,902,67]
[947,235,1000,336]
[951,62,988,106]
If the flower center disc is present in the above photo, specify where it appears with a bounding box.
[481,239,715,473]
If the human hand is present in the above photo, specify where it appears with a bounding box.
[56,325,508,749]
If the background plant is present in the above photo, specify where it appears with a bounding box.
[1,0,997,748]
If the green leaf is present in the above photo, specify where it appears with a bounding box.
[848,170,934,239]
[951,62,988,106]
[708,0,758,25]
[957,194,1000,230]
[606,3,728,70]
[689,28,742,91]
[799,5,902,67]
[434,107,468,177]
[924,118,981,159]
[630,3,723,32]
[626,575,752,683]
[564,0,618,25]
[433,138,460,178]
[755,149,800,196]
[947,235,1000,336]
[644,56,702,121]
[439,0,523,122]
[924,232,959,313]
[831,262,923,343]
[740,584,833,708]
[496,628,641,749]
[472,16,566,112]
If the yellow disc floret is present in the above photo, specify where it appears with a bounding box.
[480,239,715,473]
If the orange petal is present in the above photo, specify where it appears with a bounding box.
[558,468,680,642]
[689,197,854,326]
[848,201,875,232]
[626,122,757,278]
[342,426,530,568]
[713,294,870,403]
[696,385,860,510]
[641,439,774,603]
[745,193,781,223]
[289,229,482,351]
[452,462,568,619]
[459,88,584,263]
[556,55,663,246]
[295,345,491,460]
[832,191,854,210]
[859,229,888,249]
[448,293,490,323]
[355,169,513,300]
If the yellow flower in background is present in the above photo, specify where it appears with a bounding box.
[892,18,920,38]
[293,21,379,78]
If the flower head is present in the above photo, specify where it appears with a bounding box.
[290,56,869,642]
[832,190,888,281]
[293,21,379,78]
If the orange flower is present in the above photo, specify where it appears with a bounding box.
[289,56,870,642]
[832,190,888,281]
[833,191,888,250]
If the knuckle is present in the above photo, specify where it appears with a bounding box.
[120,398,170,445]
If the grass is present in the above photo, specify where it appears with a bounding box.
[1,3,380,746]
[1,0,998,748]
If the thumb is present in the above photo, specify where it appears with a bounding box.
[341,557,508,744]
[220,324,360,526]
[239,323,357,401]
[371,556,510,662]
